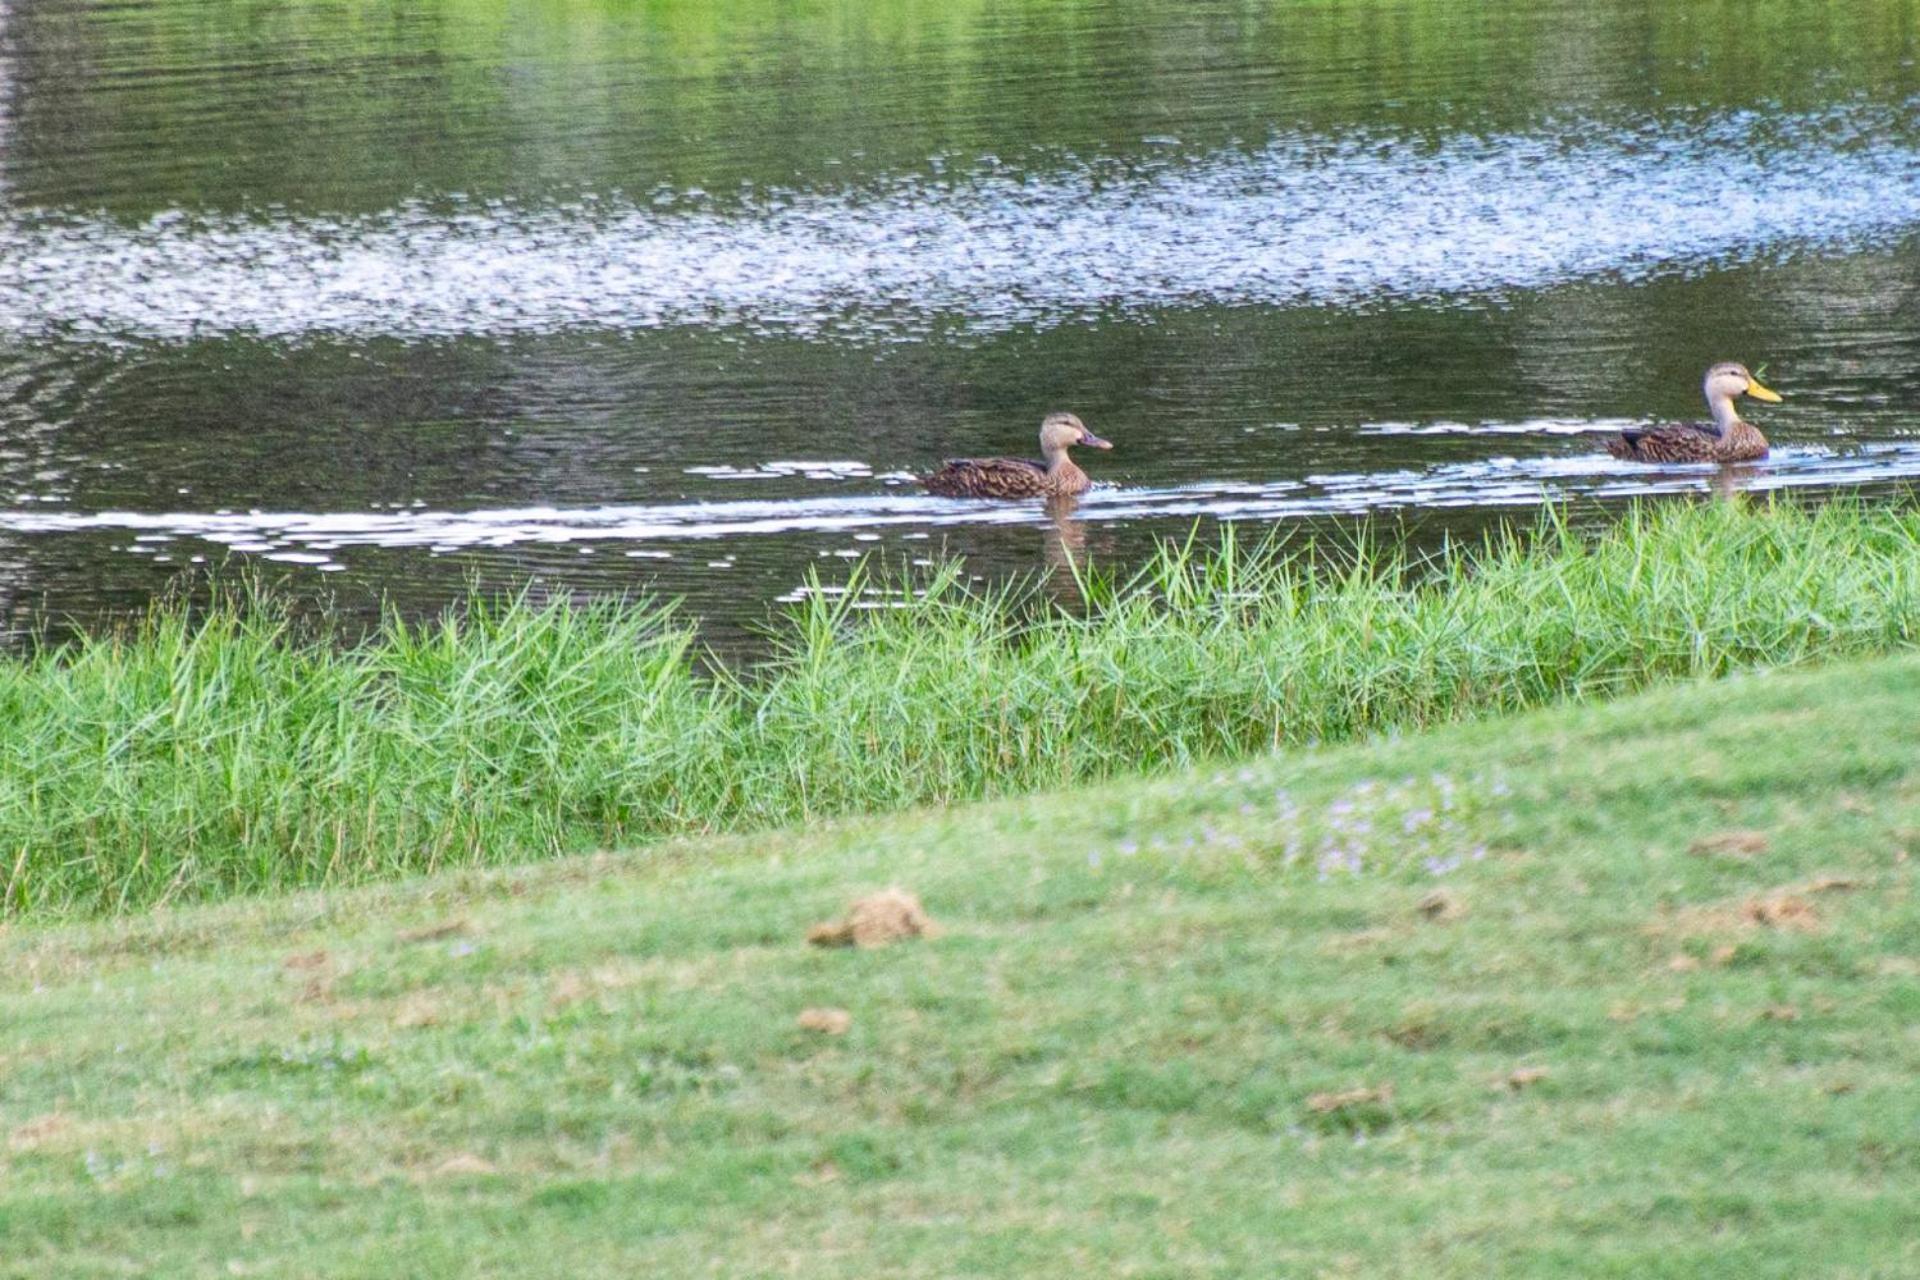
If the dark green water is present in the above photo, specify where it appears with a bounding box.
[2,0,1919,642]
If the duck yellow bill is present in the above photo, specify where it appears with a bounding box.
[1746,378,1783,403]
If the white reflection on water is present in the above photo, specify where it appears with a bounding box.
[7,441,1919,570]
[1,109,1916,342]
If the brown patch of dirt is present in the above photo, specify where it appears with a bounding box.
[1760,1004,1801,1022]
[1741,894,1821,931]
[393,995,441,1029]
[1660,891,1826,939]
[796,1007,852,1035]
[295,975,335,1005]
[1385,1018,1442,1051]
[548,972,593,1008]
[1321,927,1396,954]
[1608,996,1686,1022]
[8,1113,67,1150]
[806,888,938,948]
[282,949,330,971]
[1667,953,1701,973]
[1688,830,1770,859]
[1802,875,1862,894]
[1415,890,1463,923]
[397,919,468,944]
[432,1153,498,1176]
[545,964,647,1009]
[1498,1067,1550,1092]
[1710,944,1739,966]
[794,1160,842,1187]
[1307,1084,1393,1114]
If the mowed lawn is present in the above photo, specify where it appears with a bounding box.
[3,655,1918,1278]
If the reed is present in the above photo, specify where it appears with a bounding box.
[4,498,1917,917]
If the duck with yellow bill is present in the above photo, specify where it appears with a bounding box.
[1606,362,1783,463]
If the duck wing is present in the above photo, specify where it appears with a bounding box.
[921,456,1049,498]
[1606,421,1722,463]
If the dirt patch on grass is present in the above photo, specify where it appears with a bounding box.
[392,994,442,1029]
[1659,887,1832,939]
[8,1113,68,1151]
[1321,927,1398,954]
[1608,995,1686,1022]
[796,1007,852,1035]
[1741,895,1822,930]
[544,963,654,1010]
[807,889,939,948]
[1307,1084,1393,1114]
[295,974,337,1005]
[430,1153,498,1177]
[1416,890,1464,923]
[1802,875,1862,894]
[1689,830,1771,859]
[396,919,468,944]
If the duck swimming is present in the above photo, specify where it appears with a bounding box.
[921,412,1112,498]
[1606,362,1782,463]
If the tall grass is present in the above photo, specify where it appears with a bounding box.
[5,498,1919,917]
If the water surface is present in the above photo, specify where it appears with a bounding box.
[2,0,1918,643]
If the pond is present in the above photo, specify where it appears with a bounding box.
[2,0,1918,645]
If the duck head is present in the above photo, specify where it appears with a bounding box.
[1040,411,1111,457]
[1704,361,1782,405]
[1703,362,1782,433]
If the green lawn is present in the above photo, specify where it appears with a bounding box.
[4,655,1918,1277]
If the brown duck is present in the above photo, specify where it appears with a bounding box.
[921,412,1112,498]
[1606,362,1782,463]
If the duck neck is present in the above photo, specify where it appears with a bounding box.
[1707,391,1742,436]
[1045,451,1086,492]
[1042,445,1071,474]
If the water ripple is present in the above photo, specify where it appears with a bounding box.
[2,110,1916,342]
[8,441,1919,568]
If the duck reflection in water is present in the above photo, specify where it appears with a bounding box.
[1709,464,1765,503]
[1042,493,1089,577]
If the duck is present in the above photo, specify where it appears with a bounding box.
[921,412,1112,498]
[1606,362,1782,463]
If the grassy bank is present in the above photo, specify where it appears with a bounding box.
[5,498,1920,917]
[3,653,1917,1277]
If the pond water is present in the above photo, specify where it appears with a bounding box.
[2,0,1918,644]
